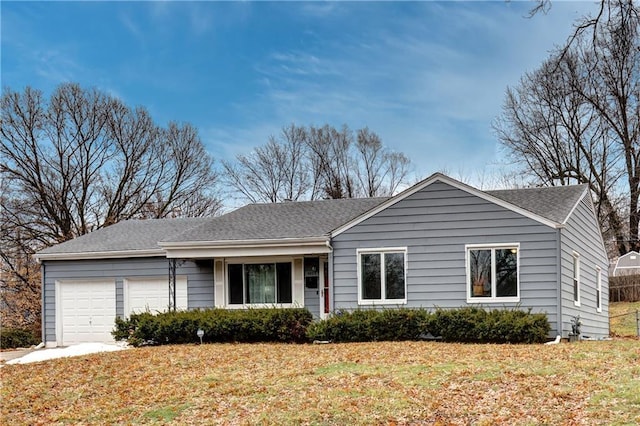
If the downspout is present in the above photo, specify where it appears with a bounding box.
[41,261,46,345]
[556,229,563,338]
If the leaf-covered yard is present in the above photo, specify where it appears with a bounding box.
[2,340,639,425]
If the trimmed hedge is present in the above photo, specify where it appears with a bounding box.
[307,307,550,344]
[114,307,550,346]
[306,309,430,342]
[428,307,550,344]
[1,327,40,349]
[113,308,313,347]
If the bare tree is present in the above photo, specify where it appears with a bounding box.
[306,124,358,199]
[223,124,413,203]
[0,83,221,329]
[495,0,639,255]
[222,124,310,203]
[355,127,410,197]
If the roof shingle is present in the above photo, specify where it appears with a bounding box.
[164,197,389,243]
[486,184,588,224]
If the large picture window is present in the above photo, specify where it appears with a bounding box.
[358,248,407,305]
[467,244,519,302]
[227,262,292,305]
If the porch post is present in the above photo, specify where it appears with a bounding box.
[168,258,177,311]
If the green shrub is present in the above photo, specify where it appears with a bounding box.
[0,327,40,349]
[427,307,550,344]
[113,308,313,347]
[307,307,550,344]
[306,308,431,342]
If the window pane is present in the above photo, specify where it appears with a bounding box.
[385,253,405,299]
[228,264,244,304]
[276,262,292,303]
[361,253,381,300]
[245,264,275,304]
[496,249,518,297]
[470,249,491,297]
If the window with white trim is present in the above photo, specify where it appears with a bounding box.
[467,244,519,302]
[596,266,602,312]
[227,262,292,305]
[573,252,580,306]
[357,248,407,304]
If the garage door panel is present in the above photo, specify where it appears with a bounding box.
[125,277,187,315]
[57,280,116,346]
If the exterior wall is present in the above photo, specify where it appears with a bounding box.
[42,257,214,344]
[560,195,610,338]
[331,181,561,335]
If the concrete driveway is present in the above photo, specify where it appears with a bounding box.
[0,349,35,363]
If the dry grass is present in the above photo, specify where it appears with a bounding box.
[2,340,639,425]
[610,301,640,337]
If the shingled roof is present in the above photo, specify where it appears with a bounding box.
[37,217,211,256]
[36,174,590,259]
[163,197,389,243]
[486,184,588,224]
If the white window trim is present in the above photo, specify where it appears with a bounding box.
[466,243,520,304]
[596,266,602,313]
[357,247,408,305]
[225,258,296,308]
[573,252,581,307]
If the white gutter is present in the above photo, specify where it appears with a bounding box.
[159,236,333,259]
[158,236,330,249]
[34,248,165,262]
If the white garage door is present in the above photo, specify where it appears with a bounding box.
[56,280,116,346]
[124,277,187,315]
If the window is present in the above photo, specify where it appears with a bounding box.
[596,266,602,312]
[227,262,292,305]
[467,244,519,302]
[573,252,580,306]
[357,248,407,304]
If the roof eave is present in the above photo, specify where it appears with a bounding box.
[34,248,165,262]
[159,236,332,258]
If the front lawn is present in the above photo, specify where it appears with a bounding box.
[1,340,639,425]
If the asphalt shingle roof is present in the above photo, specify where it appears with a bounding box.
[37,218,211,255]
[164,197,389,243]
[486,184,588,224]
[37,178,589,256]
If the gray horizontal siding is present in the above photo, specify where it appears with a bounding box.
[560,196,609,338]
[42,257,214,343]
[331,181,560,335]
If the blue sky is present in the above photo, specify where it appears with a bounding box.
[2,1,599,184]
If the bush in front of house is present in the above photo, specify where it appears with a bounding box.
[306,308,431,342]
[0,327,40,349]
[428,307,551,344]
[113,308,313,347]
[306,307,550,344]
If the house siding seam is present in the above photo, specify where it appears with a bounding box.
[331,181,561,335]
[559,196,610,338]
[42,257,215,344]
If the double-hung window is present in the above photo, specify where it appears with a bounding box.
[467,243,519,302]
[357,248,407,305]
[227,262,292,306]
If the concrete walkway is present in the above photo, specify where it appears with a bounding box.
[0,348,35,362]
